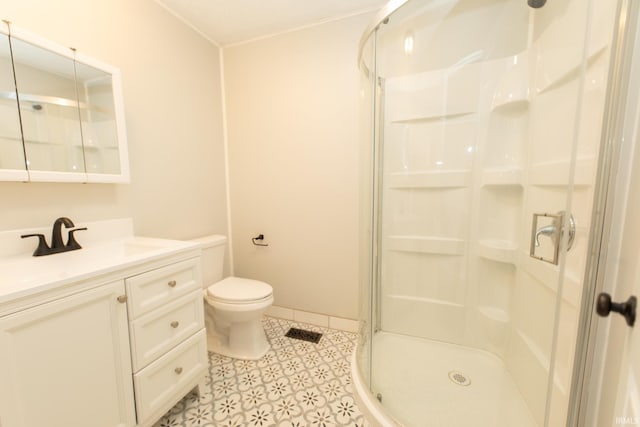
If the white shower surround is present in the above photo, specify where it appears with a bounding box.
[360,0,618,425]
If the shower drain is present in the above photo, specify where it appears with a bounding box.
[448,371,471,386]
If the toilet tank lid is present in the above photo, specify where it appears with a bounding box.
[189,234,227,248]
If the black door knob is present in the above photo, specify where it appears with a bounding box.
[596,293,637,327]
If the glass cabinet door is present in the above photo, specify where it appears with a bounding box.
[10,35,86,180]
[74,60,122,176]
[0,31,27,180]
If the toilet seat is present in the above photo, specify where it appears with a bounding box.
[206,277,272,304]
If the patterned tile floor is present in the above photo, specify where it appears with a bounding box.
[153,317,371,427]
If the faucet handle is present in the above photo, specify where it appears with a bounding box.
[21,233,51,257]
[66,227,87,251]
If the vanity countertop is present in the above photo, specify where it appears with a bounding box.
[0,219,201,306]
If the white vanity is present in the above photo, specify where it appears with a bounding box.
[0,219,208,427]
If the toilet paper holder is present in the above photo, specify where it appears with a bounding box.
[252,234,269,246]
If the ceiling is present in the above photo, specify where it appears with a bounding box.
[154,0,389,46]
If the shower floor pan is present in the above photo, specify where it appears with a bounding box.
[370,332,537,427]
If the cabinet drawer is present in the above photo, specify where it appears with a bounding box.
[134,329,207,425]
[126,257,201,318]
[130,289,204,371]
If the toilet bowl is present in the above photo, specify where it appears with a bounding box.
[192,235,273,360]
[204,277,273,359]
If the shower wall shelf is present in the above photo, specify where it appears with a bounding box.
[385,170,471,189]
[477,306,510,353]
[513,327,570,399]
[84,144,119,150]
[485,110,527,172]
[521,252,555,280]
[23,139,83,147]
[477,240,518,264]
[384,67,482,123]
[512,329,549,381]
[534,44,607,95]
[478,306,511,341]
[385,235,465,255]
[387,294,465,307]
[478,189,522,243]
[389,112,475,124]
[529,158,596,187]
[491,99,530,114]
[521,253,582,307]
[478,306,510,323]
[383,294,466,343]
[488,52,530,110]
[386,104,478,123]
[21,137,119,149]
[561,274,581,307]
[481,169,524,187]
[0,135,23,143]
[511,327,570,404]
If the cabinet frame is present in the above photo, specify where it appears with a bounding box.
[0,22,130,183]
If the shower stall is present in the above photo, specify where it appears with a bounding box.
[354,0,629,425]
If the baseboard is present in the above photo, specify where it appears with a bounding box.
[266,305,359,333]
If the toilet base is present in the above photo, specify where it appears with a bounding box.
[205,316,270,360]
[203,290,273,360]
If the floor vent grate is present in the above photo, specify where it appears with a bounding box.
[448,371,471,386]
[285,327,323,343]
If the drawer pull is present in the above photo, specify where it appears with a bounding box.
[170,321,180,328]
[168,280,177,287]
[174,367,183,375]
[117,295,127,303]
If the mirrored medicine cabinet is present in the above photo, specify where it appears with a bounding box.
[0,22,129,183]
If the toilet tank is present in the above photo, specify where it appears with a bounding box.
[190,235,227,288]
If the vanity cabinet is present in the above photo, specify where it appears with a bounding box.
[0,280,136,427]
[0,22,129,183]
[0,246,207,427]
[126,257,208,426]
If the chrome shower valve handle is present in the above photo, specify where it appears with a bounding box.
[530,211,576,265]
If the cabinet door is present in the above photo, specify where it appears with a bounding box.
[0,28,27,181]
[74,57,130,183]
[9,31,86,182]
[0,281,135,427]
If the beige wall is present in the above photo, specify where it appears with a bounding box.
[0,0,229,260]
[223,13,371,320]
[2,2,371,318]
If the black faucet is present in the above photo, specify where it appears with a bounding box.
[21,217,88,256]
[51,217,75,250]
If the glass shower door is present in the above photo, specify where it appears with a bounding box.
[362,0,618,425]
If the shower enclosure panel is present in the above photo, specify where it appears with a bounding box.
[357,32,376,390]
[356,0,621,425]
[507,1,617,424]
[379,66,478,346]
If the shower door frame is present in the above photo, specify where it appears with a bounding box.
[567,0,640,423]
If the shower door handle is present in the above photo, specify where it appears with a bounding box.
[530,211,576,265]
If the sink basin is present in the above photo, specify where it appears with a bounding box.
[0,224,199,304]
[122,239,175,257]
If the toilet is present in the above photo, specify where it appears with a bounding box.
[192,235,273,360]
